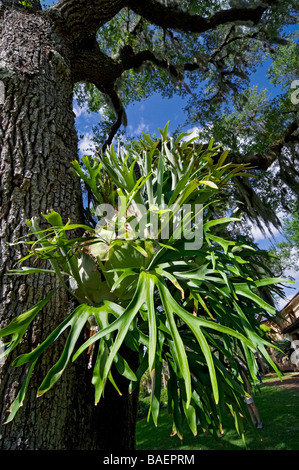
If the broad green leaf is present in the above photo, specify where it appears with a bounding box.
[129,351,149,393]
[114,353,137,382]
[198,180,218,189]
[155,278,257,403]
[0,289,57,360]
[204,217,240,231]
[167,364,184,440]
[92,337,110,402]
[217,149,229,167]
[42,209,63,227]
[141,132,155,146]
[155,267,185,299]
[146,275,157,374]
[37,305,95,396]
[233,283,277,315]
[72,272,148,403]
[149,360,162,426]
[156,152,164,206]
[158,121,169,141]
[156,279,192,407]
[184,318,219,405]
[5,359,38,424]
[12,304,92,368]
[205,233,236,254]
[253,277,294,288]
[6,267,68,276]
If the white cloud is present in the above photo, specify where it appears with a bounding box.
[182,127,201,141]
[249,223,280,241]
[73,100,104,120]
[182,124,215,142]
[248,211,285,242]
[135,120,150,135]
[277,295,291,310]
[284,267,299,281]
[73,102,89,118]
[128,119,150,136]
[78,133,96,156]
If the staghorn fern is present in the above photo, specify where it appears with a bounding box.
[0,124,292,441]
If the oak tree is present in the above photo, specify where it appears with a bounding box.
[0,0,297,450]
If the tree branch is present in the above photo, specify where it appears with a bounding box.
[71,41,126,151]
[72,40,200,149]
[229,120,299,171]
[119,45,181,79]
[48,0,283,153]
[47,0,127,42]
[228,121,299,177]
[128,0,278,34]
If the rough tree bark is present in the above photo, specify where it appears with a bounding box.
[0,2,138,450]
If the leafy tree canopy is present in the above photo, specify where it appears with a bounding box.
[270,202,299,276]
[61,0,298,233]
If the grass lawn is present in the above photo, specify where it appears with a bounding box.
[136,380,299,451]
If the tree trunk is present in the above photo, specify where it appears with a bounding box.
[0,4,138,450]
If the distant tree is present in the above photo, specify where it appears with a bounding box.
[270,203,299,276]
[277,206,299,253]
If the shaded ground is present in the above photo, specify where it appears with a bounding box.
[263,373,299,392]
